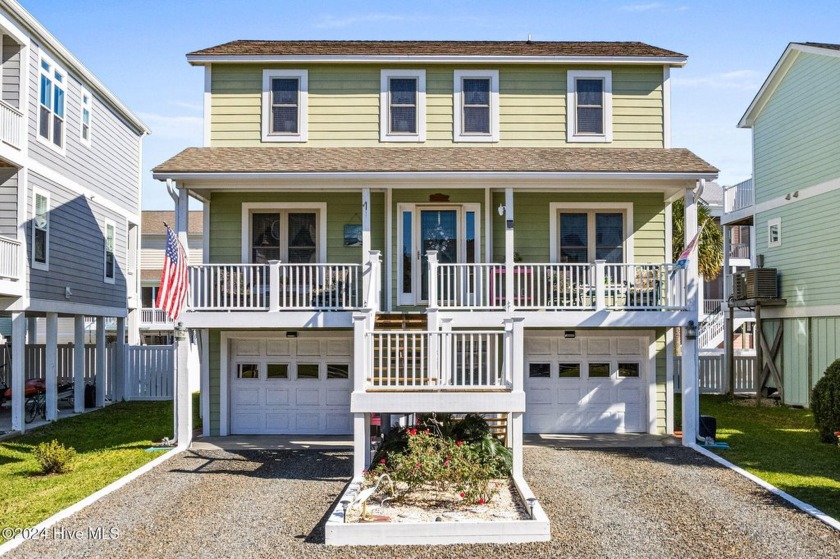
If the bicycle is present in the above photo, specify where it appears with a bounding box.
[24,391,46,424]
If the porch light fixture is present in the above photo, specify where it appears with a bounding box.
[686,321,697,340]
[286,331,298,338]
[497,203,505,216]
[564,331,576,339]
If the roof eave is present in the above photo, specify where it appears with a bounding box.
[186,54,688,67]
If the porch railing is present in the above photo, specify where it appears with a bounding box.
[0,234,20,280]
[187,262,362,311]
[724,179,754,213]
[430,258,688,311]
[730,243,750,259]
[140,308,172,327]
[0,99,22,149]
[368,330,507,390]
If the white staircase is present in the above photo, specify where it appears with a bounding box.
[698,304,751,350]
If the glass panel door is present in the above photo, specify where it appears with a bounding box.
[419,209,458,302]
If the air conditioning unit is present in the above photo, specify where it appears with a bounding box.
[733,268,778,300]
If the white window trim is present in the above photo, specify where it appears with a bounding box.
[261,69,308,143]
[104,219,116,284]
[37,53,67,155]
[767,217,781,248]
[453,70,500,142]
[79,85,92,147]
[549,202,634,263]
[380,69,426,143]
[32,189,50,271]
[566,70,613,143]
[240,202,327,262]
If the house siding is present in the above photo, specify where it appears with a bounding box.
[210,64,663,148]
[0,168,17,238]
[27,171,127,308]
[753,52,840,204]
[26,43,141,215]
[655,328,667,433]
[2,34,22,108]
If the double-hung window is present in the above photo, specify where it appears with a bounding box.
[261,70,308,142]
[80,87,92,146]
[380,70,425,142]
[32,190,50,270]
[39,56,66,150]
[551,204,632,266]
[567,70,612,143]
[244,204,326,264]
[453,70,499,142]
[104,221,116,283]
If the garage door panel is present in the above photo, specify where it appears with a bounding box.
[584,384,613,404]
[265,387,289,406]
[265,413,291,431]
[556,338,581,355]
[526,337,552,355]
[233,387,261,406]
[295,388,321,406]
[556,388,582,404]
[527,386,553,404]
[327,339,351,356]
[296,413,321,432]
[232,413,262,432]
[266,340,291,356]
[325,412,351,433]
[296,340,321,356]
[618,386,641,404]
[617,338,641,355]
[586,338,611,356]
[326,386,350,406]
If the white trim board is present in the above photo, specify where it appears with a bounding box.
[763,304,840,319]
[752,175,840,217]
[0,447,182,556]
[691,444,840,533]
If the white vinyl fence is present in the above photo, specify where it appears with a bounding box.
[0,343,174,402]
[675,354,756,394]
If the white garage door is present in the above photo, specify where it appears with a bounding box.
[230,336,352,435]
[525,333,648,433]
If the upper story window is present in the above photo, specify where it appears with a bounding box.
[261,69,308,142]
[104,221,116,283]
[767,217,781,248]
[39,56,66,151]
[80,87,92,146]
[32,190,50,270]
[380,70,426,142]
[567,70,612,143]
[453,70,499,142]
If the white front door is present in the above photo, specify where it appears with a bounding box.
[229,336,352,435]
[524,333,648,433]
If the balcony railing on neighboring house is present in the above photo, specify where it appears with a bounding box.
[140,308,173,328]
[187,262,362,311]
[431,257,688,312]
[367,329,508,390]
[724,179,754,213]
[0,100,22,149]
[730,243,750,259]
[0,235,20,280]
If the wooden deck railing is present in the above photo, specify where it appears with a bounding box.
[0,100,22,149]
[0,234,20,280]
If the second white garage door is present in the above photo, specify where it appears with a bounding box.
[229,336,352,435]
[525,333,649,434]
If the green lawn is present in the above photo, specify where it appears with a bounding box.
[0,399,178,538]
[679,395,840,520]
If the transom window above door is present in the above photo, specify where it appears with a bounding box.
[243,204,326,264]
[380,70,426,142]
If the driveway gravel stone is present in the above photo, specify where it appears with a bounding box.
[6,444,840,558]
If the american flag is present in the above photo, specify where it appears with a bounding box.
[156,226,188,321]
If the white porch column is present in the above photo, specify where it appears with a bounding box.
[45,312,58,421]
[95,317,106,407]
[366,250,382,311]
[127,308,140,345]
[200,329,210,437]
[74,315,85,413]
[362,188,372,301]
[504,188,514,312]
[507,317,525,478]
[175,187,189,249]
[353,412,370,476]
[426,250,439,311]
[26,317,36,344]
[268,260,281,312]
[594,260,607,310]
[352,313,368,394]
[10,312,24,432]
[681,184,700,446]
[174,327,192,448]
[115,317,126,402]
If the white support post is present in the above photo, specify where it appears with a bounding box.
[426,250,439,310]
[127,308,140,345]
[722,225,732,389]
[362,188,372,301]
[511,412,524,478]
[681,184,700,446]
[353,314,367,393]
[268,260,281,312]
[174,327,192,448]
[45,312,58,421]
[665,328,675,434]
[594,260,607,310]
[353,413,370,476]
[95,317,105,407]
[367,250,382,311]
[115,317,126,402]
[510,317,524,392]
[504,188,515,312]
[440,318,453,386]
[74,315,85,413]
[10,312,24,432]
[175,187,189,249]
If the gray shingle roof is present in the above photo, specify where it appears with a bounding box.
[153,147,717,175]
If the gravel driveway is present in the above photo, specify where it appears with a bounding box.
[6,443,840,559]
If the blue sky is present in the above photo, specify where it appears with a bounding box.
[17,0,840,209]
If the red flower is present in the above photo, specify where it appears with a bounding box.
[443,460,450,467]
[380,458,386,464]
[416,462,421,467]
[362,469,367,473]
[478,498,485,504]
[459,492,465,498]
[456,440,463,446]
[409,428,417,436]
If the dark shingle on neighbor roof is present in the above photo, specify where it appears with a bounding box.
[153,147,717,175]
[189,40,685,58]
[141,211,203,235]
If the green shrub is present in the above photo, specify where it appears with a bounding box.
[33,440,76,474]
[812,358,840,443]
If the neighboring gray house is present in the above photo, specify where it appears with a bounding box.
[0,0,148,431]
